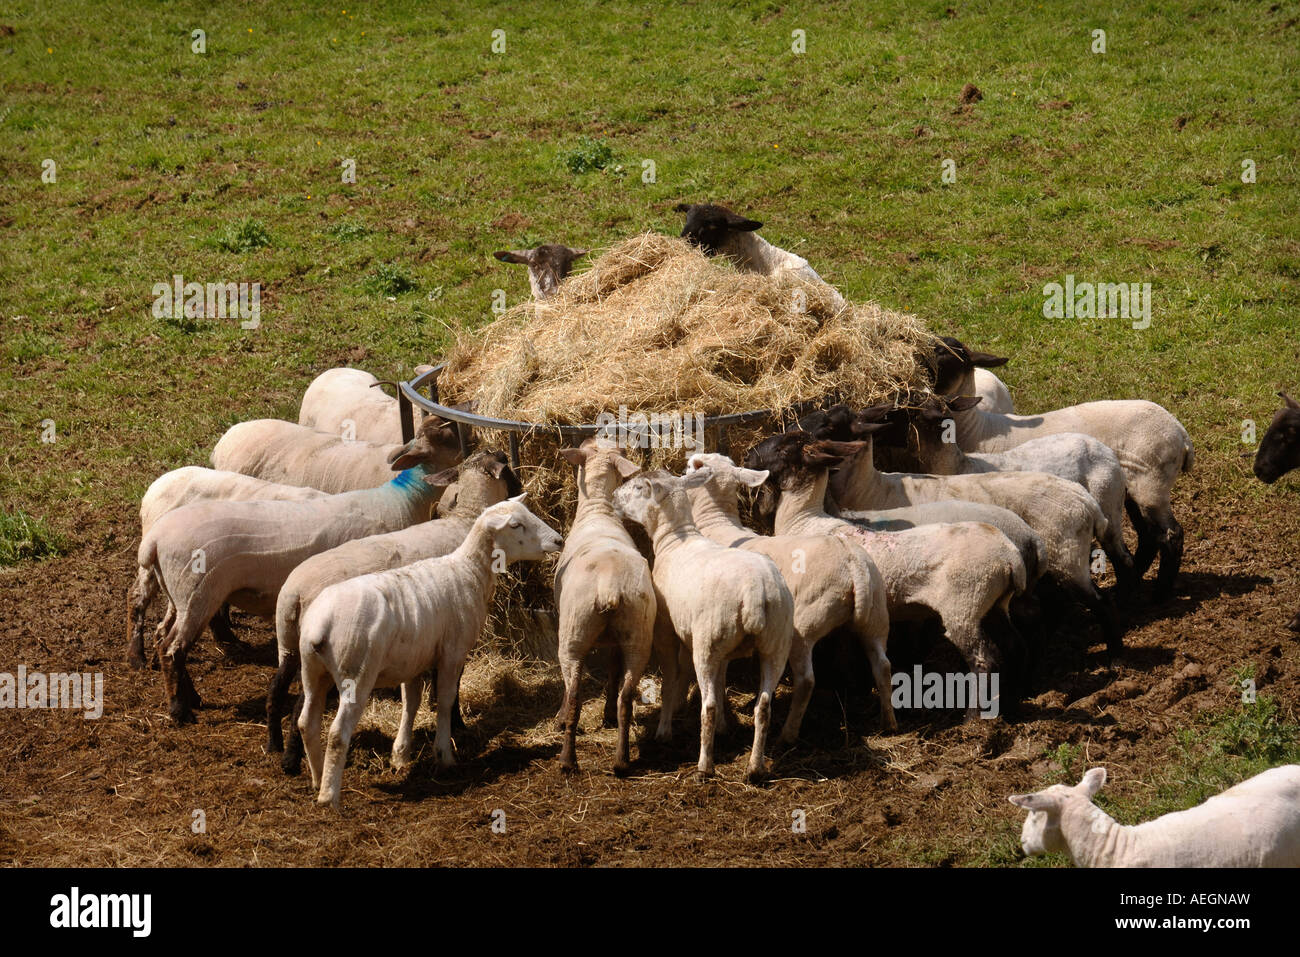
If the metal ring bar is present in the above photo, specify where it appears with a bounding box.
[397,363,799,466]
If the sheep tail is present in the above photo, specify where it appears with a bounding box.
[1182,439,1194,473]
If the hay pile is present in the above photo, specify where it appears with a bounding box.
[442,232,933,424]
[437,232,937,660]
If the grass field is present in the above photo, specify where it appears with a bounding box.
[2,1,1299,866]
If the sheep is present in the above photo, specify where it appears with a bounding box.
[1254,391,1300,629]
[675,202,846,310]
[973,366,1015,414]
[298,496,563,807]
[1009,765,1300,867]
[930,336,1194,597]
[297,365,435,446]
[683,452,895,739]
[881,398,1136,593]
[493,244,589,300]
[267,449,521,774]
[210,413,462,494]
[553,439,656,775]
[612,468,794,782]
[745,432,1027,719]
[128,421,462,725]
[128,467,332,668]
[814,406,1120,653]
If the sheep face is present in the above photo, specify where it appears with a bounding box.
[684,452,768,496]
[1008,768,1107,857]
[388,416,463,473]
[481,497,563,562]
[674,202,762,256]
[611,468,711,529]
[928,336,1007,397]
[493,244,588,299]
[1253,392,1300,484]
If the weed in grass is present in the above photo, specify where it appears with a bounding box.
[327,219,372,242]
[212,218,273,253]
[558,136,615,174]
[0,510,65,566]
[363,262,418,296]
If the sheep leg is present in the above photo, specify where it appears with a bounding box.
[433,660,463,768]
[427,670,468,734]
[392,674,426,769]
[747,650,782,784]
[1152,514,1184,600]
[1125,496,1158,578]
[602,645,624,729]
[557,650,585,775]
[1074,580,1123,659]
[318,676,373,809]
[777,636,815,746]
[652,623,680,744]
[126,567,156,669]
[209,604,244,650]
[948,621,1001,722]
[1102,532,1139,597]
[863,636,898,733]
[160,610,205,725]
[265,652,298,755]
[694,652,723,780]
[298,658,332,791]
[613,637,651,777]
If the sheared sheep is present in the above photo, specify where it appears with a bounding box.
[746,432,1027,718]
[1009,765,1300,867]
[684,452,895,738]
[298,365,435,446]
[210,413,462,493]
[930,336,1193,597]
[974,366,1015,414]
[298,496,563,808]
[553,439,655,775]
[267,449,521,774]
[130,422,461,724]
[675,202,846,310]
[493,244,589,300]
[613,468,794,782]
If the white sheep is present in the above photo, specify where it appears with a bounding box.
[746,432,1027,718]
[931,336,1193,596]
[298,365,434,446]
[553,439,655,775]
[684,452,895,739]
[129,431,458,725]
[613,468,794,782]
[897,397,1135,590]
[973,367,1015,414]
[493,244,589,300]
[140,466,328,536]
[1009,765,1300,867]
[675,202,846,310]
[267,450,520,773]
[297,496,563,808]
[210,414,461,493]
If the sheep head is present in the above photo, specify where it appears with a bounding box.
[675,202,762,256]
[1008,767,1107,858]
[388,416,463,473]
[1254,391,1300,484]
[611,467,711,532]
[479,495,564,562]
[928,336,1008,397]
[493,244,588,300]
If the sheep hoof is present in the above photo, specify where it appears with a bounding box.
[126,654,146,671]
[280,753,302,777]
[169,701,196,726]
[693,769,714,783]
[746,768,769,785]
[559,762,578,776]
[612,761,631,778]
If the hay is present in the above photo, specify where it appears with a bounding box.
[442,232,934,424]
[435,232,938,659]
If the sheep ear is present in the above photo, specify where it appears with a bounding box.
[613,455,641,479]
[1079,767,1107,796]
[1279,391,1299,410]
[726,213,763,231]
[968,349,1009,368]
[566,247,589,259]
[423,466,460,487]
[680,467,713,489]
[508,493,527,505]
[559,447,588,468]
[494,250,531,265]
[1008,793,1052,811]
[734,467,769,488]
[387,442,411,466]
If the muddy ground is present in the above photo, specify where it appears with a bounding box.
[1,465,1298,867]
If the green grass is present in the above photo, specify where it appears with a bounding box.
[0,508,66,566]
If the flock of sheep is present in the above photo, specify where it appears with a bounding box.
[125,203,1300,866]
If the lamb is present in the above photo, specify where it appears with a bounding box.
[553,439,656,775]
[493,244,589,300]
[675,202,846,310]
[1009,765,1300,867]
[683,452,895,739]
[930,336,1193,596]
[1254,391,1300,629]
[128,421,461,725]
[297,365,435,446]
[267,450,521,774]
[210,413,462,493]
[612,469,794,782]
[298,496,563,807]
[745,432,1027,718]
[814,406,1120,652]
[883,398,1136,592]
